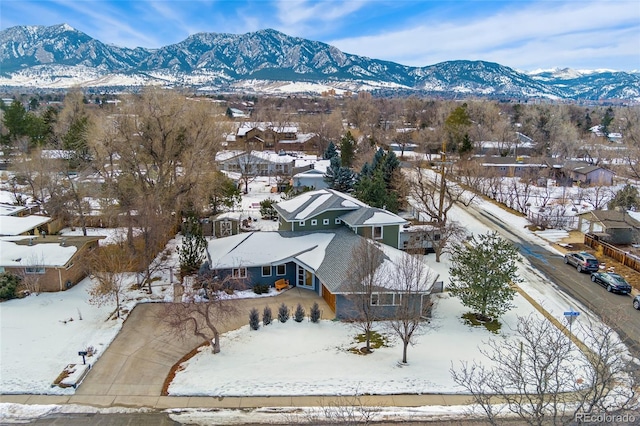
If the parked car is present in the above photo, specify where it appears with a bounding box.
[634,295,640,310]
[564,252,600,273]
[590,272,633,294]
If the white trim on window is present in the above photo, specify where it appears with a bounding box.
[299,220,306,227]
[276,264,286,276]
[261,265,272,277]
[370,293,401,306]
[232,268,247,278]
[373,225,383,239]
[311,219,317,226]
[335,218,341,224]
[323,218,330,225]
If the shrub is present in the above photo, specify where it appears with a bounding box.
[294,303,305,322]
[253,283,270,295]
[310,302,321,323]
[263,306,272,326]
[249,308,260,330]
[278,303,290,323]
[0,273,21,300]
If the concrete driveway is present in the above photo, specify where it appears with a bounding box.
[75,288,333,398]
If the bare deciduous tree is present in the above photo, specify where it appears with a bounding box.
[387,252,433,364]
[163,275,245,354]
[450,314,640,426]
[407,164,475,262]
[87,243,136,318]
[344,238,387,353]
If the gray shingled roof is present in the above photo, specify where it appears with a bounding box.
[584,210,640,229]
[314,228,384,293]
[339,207,406,227]
[274,189,367,222]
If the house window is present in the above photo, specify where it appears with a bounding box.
[323,219,330,225]
[65,261,74,270]
[434,234,441,241]
[276,264,286,276]
[299,220,305,227]
[373,226,383,239]
[311,219,317,226]
[25,267,45,274]
[262,266,272,277]
[232,268,247,278]
[371,293,401,306]
[335,218,341,225]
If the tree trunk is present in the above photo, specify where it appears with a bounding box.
[402,340,409,364]
[212,332,220,354]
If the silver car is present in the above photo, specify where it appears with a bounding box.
[564,251,600,273]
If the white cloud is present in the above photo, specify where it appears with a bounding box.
[329,1,640,70]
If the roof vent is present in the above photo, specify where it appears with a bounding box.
[60,238,66,247]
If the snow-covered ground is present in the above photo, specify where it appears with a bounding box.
[0,177,636,423]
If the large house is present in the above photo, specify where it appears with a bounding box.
[227,122,319,153]
[202,189,438,318]
[0,213,102,292]
[0,235,102,292]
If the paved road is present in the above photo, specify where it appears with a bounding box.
[466,206,640,358]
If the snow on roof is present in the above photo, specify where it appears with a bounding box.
[295,193,333,220]
[0,239,77,267]
[207,232,334,270]
[376,242,437,292]
[363,211,406,225]
[277,190,326,213]
[293,168,325,178]
[215,150,244,162]
[0,203,27,216]
[0,215,51,236]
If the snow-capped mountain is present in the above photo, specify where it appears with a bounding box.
[1,24,639,100]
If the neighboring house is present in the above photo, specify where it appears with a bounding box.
[216,150,297,178]
[569,163,614,186]
[0,235,102,292]
[291,168,329,191]
[578,210,640,245]
[477,156,548,178]
[0,214,52,237]
[273,189,407,249]
[0,203,28,217]
[203,228,436,319]
[230,122,319,153]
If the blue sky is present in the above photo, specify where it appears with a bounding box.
[2,0,639,71]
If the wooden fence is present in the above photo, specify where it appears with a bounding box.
[584,233,640,273]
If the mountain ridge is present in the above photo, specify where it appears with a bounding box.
[1,24,639,100]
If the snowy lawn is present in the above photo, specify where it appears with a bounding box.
[0,277,127,395]
[0,235,180,395]
[168,292,577,397]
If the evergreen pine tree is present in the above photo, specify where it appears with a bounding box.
[340,131,356,167]
[278,303,290,323]
[178,214,207,276]
[333,166,355,193]
[263,306,272,325]
[608,184,639,211]
[249,308,260,330]
[323,141,338,160]
[448,231,521,321]
[294,303,305,322]
[310,302,321,323]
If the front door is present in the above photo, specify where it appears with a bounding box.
[296,265,314,289]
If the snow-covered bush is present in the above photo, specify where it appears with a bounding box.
[278,303,290,323]
[294,303,305,322]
